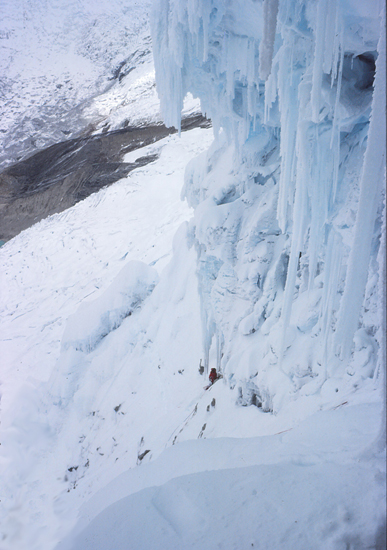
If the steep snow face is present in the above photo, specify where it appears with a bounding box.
[151,0,386,412]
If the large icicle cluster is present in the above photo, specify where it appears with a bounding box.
[151,0,385,411]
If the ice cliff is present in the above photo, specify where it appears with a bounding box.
[151,0,386,413]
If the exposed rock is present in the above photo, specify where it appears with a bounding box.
[0,114,211,241]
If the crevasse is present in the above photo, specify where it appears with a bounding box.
[151,0,385,411]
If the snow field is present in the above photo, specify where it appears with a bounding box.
[0,127,214,549]
[58,402,385,550]
[0,0,154,169]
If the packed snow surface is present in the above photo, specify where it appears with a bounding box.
[57,402,384,550]
[0,0,386,549]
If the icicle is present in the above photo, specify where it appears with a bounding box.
[276,33,300,233]
[259,0,279,81]
[330,0,341,83]
[322,0,337,77]
[201,1,211,62]
[264,55,278,123]
[279,118,310,364]
[329,25,344,203]
[311,0,328,123]
[334,7,386,361]
[375,175,386,452]
[320,229,343,378]
[307,126,323,287]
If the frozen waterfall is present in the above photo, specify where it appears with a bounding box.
[151,0,386,410]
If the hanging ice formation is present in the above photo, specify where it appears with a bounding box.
[151,0,386,411]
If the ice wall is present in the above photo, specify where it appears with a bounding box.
[151,0,386,411]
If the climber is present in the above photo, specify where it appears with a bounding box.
[209,367,218,385]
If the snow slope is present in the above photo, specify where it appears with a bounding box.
[58,402,385,550]
[0,126,214,549]
[0,1,385,549]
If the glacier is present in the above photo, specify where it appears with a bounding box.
[0,0,385,549]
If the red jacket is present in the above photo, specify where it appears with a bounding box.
[209,369,217,384]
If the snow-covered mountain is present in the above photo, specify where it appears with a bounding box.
[0,0,155,170]
[0,1,385,549]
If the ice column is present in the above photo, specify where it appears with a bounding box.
[259,0,279,81]
[334,7,386,361]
